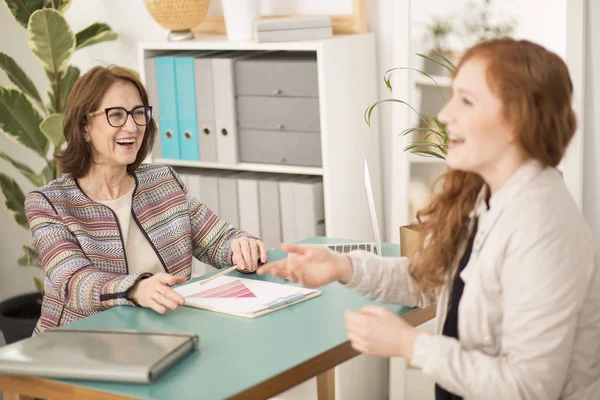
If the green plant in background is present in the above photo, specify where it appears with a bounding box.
[0,0,118,292]
[365,51,456,160]
[424,17,454,56]
[464,0,516,43]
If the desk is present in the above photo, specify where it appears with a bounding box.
[0,238,434,400]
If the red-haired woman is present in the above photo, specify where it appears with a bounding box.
[259,38,599,399]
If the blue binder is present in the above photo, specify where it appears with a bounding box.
[174,57,200,161]
[155,57,180,159]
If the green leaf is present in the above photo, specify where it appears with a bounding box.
[28,9,75,75]
[34,277,44,293]
[0,173,29,229]
[409,149,446,160]
[0,87,48,157]
[404,142,446,152]
[416,51,456,74]
[75,23,118,51]
[45,64,79,114]
[365,98,428,127]
[0,152,45,187]
[4,0,46,28]
[56,0,72,13]
[39,113,64,147]
[18,245,41,267]
[383,66,449,103]
[0,52,43,107]
[41,164,55,183]
[430,49,456,72]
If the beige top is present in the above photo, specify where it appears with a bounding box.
[346,160,600,400]
[97,186,164,276]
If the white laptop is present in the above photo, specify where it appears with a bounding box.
[324,159,382,255]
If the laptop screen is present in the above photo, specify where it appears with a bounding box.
[364,159,382,253]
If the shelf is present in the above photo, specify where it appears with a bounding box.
[413,74,452,88]
[139,35,354,52]
[154,159,324,176]
[407,153,446,164]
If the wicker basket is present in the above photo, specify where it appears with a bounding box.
[145,0,210,39]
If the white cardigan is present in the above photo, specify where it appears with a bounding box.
[345,160,600,399]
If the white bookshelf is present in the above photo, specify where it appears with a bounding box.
[139,34,383,243]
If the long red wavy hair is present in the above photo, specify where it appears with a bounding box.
[410,38,577,298]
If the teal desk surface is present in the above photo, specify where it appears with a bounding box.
[48,238,420,400]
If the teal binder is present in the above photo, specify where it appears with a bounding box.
[155,57,180,159]
[174,57,200,161]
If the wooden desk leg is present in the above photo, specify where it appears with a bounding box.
[3,392,35,400]
[316,368,335,400]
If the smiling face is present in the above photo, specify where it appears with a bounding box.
[438,57,526,180]
[85,80,146,169]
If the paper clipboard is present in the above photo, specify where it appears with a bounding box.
[174,276,321,318]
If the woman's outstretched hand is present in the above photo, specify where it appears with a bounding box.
[257,243,354,287]
[128,273,186,314]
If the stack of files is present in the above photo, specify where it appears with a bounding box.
[146,50,269,163]
[255,16,333,43]
[175,170,325,250]
[152,50,220,161]
[178,169,221,215]
[279,176,325,243]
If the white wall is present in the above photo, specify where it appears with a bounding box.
[582,0,600,239]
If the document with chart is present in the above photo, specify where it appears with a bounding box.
[174,276,320,318]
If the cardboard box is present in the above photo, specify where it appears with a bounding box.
[400,223,422,258]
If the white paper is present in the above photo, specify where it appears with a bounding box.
[174,276,318,316]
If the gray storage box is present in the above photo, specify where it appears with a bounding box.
[236,96,321,132]
[239,129,322,167]
[235,52,318,97]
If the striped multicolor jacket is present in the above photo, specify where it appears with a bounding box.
[25,164,251,334]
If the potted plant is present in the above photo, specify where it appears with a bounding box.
[0,0,118,344]
[462,0,517,45]
[364,53,456,247]
[365,51,455,160]
[422,17,455,76]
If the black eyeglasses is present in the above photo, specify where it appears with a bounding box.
[88,105,153,128]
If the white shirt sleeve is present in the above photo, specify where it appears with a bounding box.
[344,250,431,308]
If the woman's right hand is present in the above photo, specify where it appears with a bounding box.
[257,243,354,287]
[128,273,186,314]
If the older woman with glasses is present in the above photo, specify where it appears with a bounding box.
[24,65,267,335]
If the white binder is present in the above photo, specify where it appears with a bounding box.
[212,51,267,165]
[258,175,283,249]
[237,172,261,238]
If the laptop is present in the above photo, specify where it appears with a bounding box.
[0,329,199,383]
[324,158,382,255]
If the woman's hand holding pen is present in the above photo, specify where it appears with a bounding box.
[231,237,268,272]
[128,273,186,314]
[257,243,355,287]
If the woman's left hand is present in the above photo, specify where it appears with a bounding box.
[231,237,268,273]
[345,305,419,360]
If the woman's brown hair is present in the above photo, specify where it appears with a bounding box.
[55,65,156,178]
[411,38,577,298]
